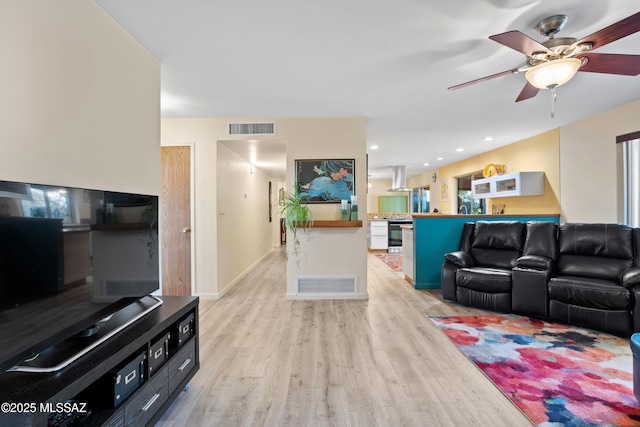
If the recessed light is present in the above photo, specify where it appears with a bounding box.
[483,136,494,142]
[370,145,379,150]
[456,148,464,152]
[436,157,443,161]
[423,162,430,166]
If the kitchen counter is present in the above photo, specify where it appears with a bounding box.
[411,213,559,218]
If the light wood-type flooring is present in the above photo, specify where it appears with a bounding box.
[156,248,532,426]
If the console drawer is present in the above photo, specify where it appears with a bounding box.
[168,339,196,391]
[124,365,169,426]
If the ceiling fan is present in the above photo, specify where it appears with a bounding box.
[448,11,640,103]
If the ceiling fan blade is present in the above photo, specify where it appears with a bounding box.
[448,67,525,90]
[575,11,640,50]
[489,30,550,56]
[578,53,640,75]
[515,82,539,102]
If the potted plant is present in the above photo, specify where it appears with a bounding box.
[278,187,313,262]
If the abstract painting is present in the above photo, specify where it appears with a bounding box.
[295,159,355,203]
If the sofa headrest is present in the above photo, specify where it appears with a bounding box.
[559,223,634,260]
[472,221,526,251]
[523,221,559,259]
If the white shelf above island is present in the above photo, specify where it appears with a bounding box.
[472,172,544,199]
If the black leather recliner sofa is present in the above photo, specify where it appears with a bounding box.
[442,221,640,337]
[441,221,526,313]
[513,223,640,337]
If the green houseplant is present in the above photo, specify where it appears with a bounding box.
[279,187,313,261]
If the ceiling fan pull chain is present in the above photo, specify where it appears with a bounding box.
[550,86,557,118]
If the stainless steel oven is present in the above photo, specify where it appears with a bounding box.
[388,219,412,253]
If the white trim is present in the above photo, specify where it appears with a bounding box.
[217,248,275,298]
[197,292,220,300]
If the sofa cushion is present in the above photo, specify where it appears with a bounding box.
[457,267,512,293]
[557,223,634,281]
[470,221,525,269]
[557,255,633,282]
[549,276,630,311]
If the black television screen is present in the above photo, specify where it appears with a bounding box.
[0,179,159,372]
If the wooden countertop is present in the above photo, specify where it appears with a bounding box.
[294,220,362,228]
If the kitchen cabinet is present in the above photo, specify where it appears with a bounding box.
[367,220,388,250]
[472,172,544,199]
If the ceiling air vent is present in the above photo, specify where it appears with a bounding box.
[228,122,276,136]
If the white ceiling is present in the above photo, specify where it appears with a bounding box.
[95,0,640,181]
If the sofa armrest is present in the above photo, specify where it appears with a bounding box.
[444,251,475,268]
[516,255,553,271]
[621,267,640,288]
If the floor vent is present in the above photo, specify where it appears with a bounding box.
[297,276,356,294]
[103,279,159,297]
[228,122,276,136]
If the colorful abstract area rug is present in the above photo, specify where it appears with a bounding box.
[373,253,402,272]
[429,314,640,426]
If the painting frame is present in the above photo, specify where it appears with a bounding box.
[295,159,355,204]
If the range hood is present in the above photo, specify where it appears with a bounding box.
[389,165,411,192]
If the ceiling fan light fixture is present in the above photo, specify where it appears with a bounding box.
[524,58,582,89]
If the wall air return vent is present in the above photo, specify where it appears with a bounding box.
[296,276,356,294]
[228,122,276,136]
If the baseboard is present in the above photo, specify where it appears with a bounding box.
[197,292,220,300]
[413,282,441,290]
[217,248,275,298]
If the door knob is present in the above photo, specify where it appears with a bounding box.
[182,227,192,233]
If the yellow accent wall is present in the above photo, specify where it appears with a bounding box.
[438,129,560,215]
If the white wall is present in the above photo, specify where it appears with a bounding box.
[560,98,640,223]
[0,1,160,195]
[366,180,396,212]
[162,117,368,300]
[284,118,368,299]
[216,143,275,295]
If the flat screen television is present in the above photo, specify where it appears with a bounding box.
[0,179,159,372]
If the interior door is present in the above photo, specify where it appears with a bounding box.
[160,146,192,296]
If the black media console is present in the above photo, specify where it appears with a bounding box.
[0,296,199,426]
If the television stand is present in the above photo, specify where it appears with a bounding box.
[0,296,199,426]
[9,295,163,373]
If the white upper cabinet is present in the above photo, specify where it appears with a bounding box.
[472,172,544,199]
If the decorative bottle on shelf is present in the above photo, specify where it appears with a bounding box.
[350,195,358,221]
[105,203,115,224]
[341,199,350,221]
[95,199,105,224]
